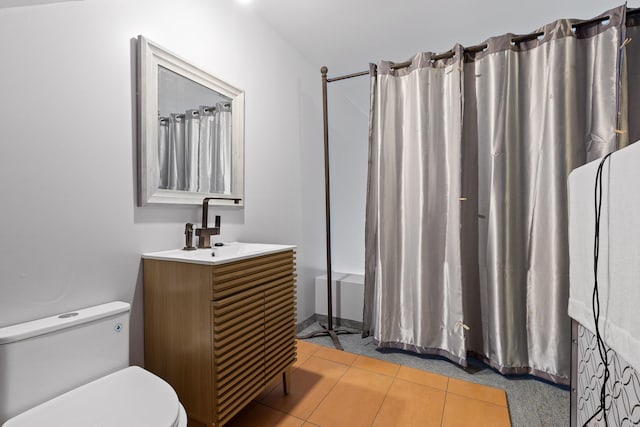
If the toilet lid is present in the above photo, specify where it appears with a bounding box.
[4,366,181,427]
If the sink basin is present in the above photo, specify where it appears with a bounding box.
[211,242,278,259]
[142,242,296,265]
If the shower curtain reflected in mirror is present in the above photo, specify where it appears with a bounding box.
[364,5,629,384]
[157,102,232,194]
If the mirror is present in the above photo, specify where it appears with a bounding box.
[137,35,244,206]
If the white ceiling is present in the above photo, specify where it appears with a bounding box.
[1,0,635,77]
[0,0,80,8]
[252,0,637,76]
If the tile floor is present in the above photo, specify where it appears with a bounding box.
[226,340,511,427]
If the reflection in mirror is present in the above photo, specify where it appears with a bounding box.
[137,35,244,206]
[157,66,232,194]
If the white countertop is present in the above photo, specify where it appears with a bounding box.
[142,242,296,265]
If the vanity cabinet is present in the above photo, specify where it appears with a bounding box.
[143,248,297,427]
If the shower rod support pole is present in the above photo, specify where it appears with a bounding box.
[322,65,333,333]
[296,66,356,351]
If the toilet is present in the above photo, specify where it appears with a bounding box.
[0,301,187,426]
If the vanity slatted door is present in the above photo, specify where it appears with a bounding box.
[211,250,296,426]
[264,274,296,384]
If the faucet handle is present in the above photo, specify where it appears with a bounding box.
[195,216,221,249]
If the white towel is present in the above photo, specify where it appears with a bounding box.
[568,141,640,372]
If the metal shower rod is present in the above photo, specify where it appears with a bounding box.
[325,11,635,83]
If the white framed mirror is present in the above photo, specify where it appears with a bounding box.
[137,35,244,206]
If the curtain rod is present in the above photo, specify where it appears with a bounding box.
[326,11,632,83]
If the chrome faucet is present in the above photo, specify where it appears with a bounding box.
[195,198,221,248]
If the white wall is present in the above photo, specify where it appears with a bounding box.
[328,79,369,275]
[0,0,325,365]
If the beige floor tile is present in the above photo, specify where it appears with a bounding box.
[373,378,446,427]
[293,351,312,369]
[296,340,323,355]
[249,340,511,427]
[307,366,393,427]
[441,393,511,427]
[312,346,358,366]
[351,355,400,377]
[225,402,305,427]
[259,356,348,419]
[256,349,312,403]
[396,365,449,391]
[447,377,507,407]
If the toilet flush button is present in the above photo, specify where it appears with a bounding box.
[58,312,79,319]
[114,323,123,333]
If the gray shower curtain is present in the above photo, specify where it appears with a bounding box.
[364,47,467,364]
[197,104,232,194]
[157,102,232,193]
[364,5,628,383]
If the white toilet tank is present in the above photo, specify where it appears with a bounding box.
[0,302,130,424]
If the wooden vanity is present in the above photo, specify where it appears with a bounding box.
[142,244,297,427]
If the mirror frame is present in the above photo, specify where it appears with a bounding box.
[137,35,245,206]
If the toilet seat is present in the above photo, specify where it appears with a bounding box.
[3,366,185,427]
